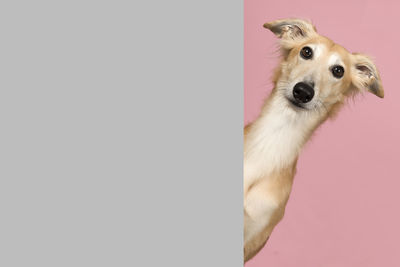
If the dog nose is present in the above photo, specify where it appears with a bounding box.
[293,82,314,103]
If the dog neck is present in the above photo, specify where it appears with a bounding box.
[244,90,323,179]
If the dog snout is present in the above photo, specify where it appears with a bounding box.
[293,82,314,103]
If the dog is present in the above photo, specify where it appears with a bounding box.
[243,18,384,262]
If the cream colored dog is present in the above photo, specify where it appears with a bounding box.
[243,18,384,262]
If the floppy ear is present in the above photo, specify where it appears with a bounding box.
[351,53,384,98]
[263,18,318,49]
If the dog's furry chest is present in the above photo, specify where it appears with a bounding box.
[244,98,309,245]
[244,122,299,246]
[244,100,309,187]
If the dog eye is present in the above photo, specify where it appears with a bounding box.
[300,46,313,60]
[331,65,345,78]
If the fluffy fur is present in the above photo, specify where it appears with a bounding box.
[243,18,384,262]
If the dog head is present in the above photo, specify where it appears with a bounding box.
[264,18,383,116]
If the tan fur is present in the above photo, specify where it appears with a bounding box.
[244,164,296,262]
[244,18,384,263]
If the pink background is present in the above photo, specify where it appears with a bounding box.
[245,0,399,266]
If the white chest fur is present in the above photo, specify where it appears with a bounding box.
[244,96,319,244]
[244,96,315,186]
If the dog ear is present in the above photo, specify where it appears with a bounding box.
[263,18,317,49]
[351,53,384,98]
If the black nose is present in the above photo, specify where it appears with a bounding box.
[293,82,314,103]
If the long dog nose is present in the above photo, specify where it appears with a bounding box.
[293,82,314,103]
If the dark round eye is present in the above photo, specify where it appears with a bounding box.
[331,65,345,78]
[300,46,313,59]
